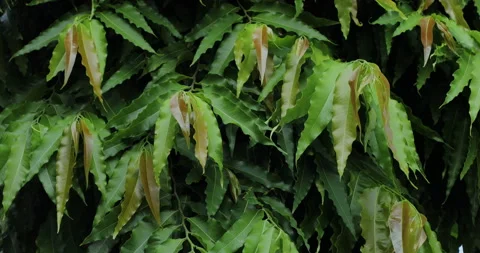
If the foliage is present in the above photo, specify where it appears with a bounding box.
[1,0,480,252]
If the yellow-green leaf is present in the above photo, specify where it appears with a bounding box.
[46,33,66,82]
[140,149,161,224]
[56,127,75,232]
[191,95,209,169]
[375,0,407,19]
[153,98,177,185]
[80,119,93,187]
[388,201,427,253]
[439,0,469,28]
[467,53,480,128]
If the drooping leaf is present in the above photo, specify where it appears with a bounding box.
[102,53,144,92]
[140,149,161,224]
[281,37,309,118]
[423,222,443,252]
[38,159,56,203]
[420,16,435,66]
[63,25,78,87]
[77,22,103,102]
[444,116,469,200]
[468,53,480,126]
[253,25,269,85]
[2,120,32,214]
[11,13,79,58]
[296,61,344,161]
[114,2,154,35]
[439,0,469,28]
[442,52,473,107]
[234,25,256,97]
[334,0,354,38]
[359,187,397,253]
[153,98,177,184]
[205,166,228,217]
[331,64,358,176]
[120,219,156,253]
[56,127,75,232]
[202,77,273,146]
[194,96,224,170]
[80,119,93,187]
[46,33,66,81]
[81,118,107,196]
[317,167,356,236]
[97,11,155,53]
[113,158,143,238]
[191,13,242,65]
[252,12,330,42]
[388,201,427,253]
[258,62,286,102]
[460,127,478,179]
[192,94,209,169]
[211,210,264,253]
[89,19,108,81]
[170,92,191,147]
[278,124,295,170]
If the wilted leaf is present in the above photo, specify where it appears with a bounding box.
[63,25,78,87]
[170,92,191,147]
[253,25,269,85]
[140,150,161,224]
[388,201,427,253]
[420,17,435,66]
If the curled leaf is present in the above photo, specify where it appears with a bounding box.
[420,17,435,67]
[253,25,269,85]
[63,25,78,87]
[140,149,161,224]
[170,92,191,147]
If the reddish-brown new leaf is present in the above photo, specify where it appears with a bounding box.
[140,150,161,224]
[77,22,103,103]
[80,119,93,187]
[63,26,78,88]
[253,25,269,85]
[420,17,435,66]
[170,92,191,147]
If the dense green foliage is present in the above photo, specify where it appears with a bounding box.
[1,0,480,252]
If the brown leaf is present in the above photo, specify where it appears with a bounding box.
[191,97,209,170]
[436,21,457,52]
[140,150,161,224]
[80,119,93,187]
[77,22,103,103]
[253,25,269,85]
[170,92,191,147]
[388,201,427,253]
[63,26,78,88]
[419,17,435,67]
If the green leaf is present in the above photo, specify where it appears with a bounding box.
[392,12,423,37]
[114,2,154,35]
[436,16,477,51]
[442,52,473,106]
[228,160,291,191]
[153,98,177,185]
[423,222,443,252]
[81,118,107,197]
[242,220,271,252]
[185,4,239,41]
[258,62,286,102]
[295,0,304,17]
[281,37,309,118]
[29,116,72,182]
[89,19,108,81]
[388,201,427,253]
[147,238,185,253]
[102,53,144,92]
[55,127,75,232]
[38,159,56,203]
[87,238,117,253]
[317,167,356,236]
[334,0,353,38]
[439,0,469,28]
[252,12,330,42]
[296,61,344,161]
[292,162,315,212]
[146,225,180,250]
[77,21,103,102]
[278,125,295,170]
[46,33,66,81]
[359,187,397,253]
[140,150,161,224]
[444,116,469,199]
[460,127,478,179]
[97,11,155,53]
[120,219,156,253]
[206,166,228,217]
[375,0,407,19]
[192,13,242,65]
[331,64,358,177]
[188,217,224,249]
[210,24,244,75]
[11,13,78,58]
[2,120,32,214]
[137,0,181,38]
[234,25,256,97]
[211,210,264,253]
[468,53,480,126]
[113,159,143,238]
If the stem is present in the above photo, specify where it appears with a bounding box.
[236,0,251,22]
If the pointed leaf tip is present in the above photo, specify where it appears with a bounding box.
[140,149,161,224]
[253,25,269,85]
[170,92,191,147]
[420,17,435,67]
[63,25,78,88]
